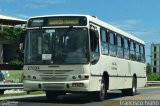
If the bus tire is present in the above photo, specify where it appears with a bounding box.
[0,90,4,95]
[122,77,137,96]
[94,76,106,101]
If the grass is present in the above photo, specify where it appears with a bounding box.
[0,91,45,98]
[2,70,23,83]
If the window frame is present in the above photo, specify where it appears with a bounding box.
[100,28,109,55]
[109,31,117,57]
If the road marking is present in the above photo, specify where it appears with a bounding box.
[138,86,160,89]
[101,92,160,106]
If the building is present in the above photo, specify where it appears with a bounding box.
[151,43,160,73]
[0,15,26,67]
[0,15,26,26]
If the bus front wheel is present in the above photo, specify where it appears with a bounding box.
[94,77,106,101]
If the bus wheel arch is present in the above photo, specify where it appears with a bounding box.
[103,71,109,90]
[122,74,137,96]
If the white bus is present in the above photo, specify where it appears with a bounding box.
[23,14,146,101]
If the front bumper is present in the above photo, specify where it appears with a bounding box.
[23,80,90,92]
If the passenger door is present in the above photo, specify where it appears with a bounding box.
[89,23,102,91]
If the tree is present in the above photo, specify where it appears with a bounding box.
[146,63,151,75]
[0,26,25,66]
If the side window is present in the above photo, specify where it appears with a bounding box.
[130,41,136,60]
[109,32,116,56]
[140,45,145,62]
[154,46,156,52]
[124,38,129,59]
[117,35,124,58]
[135,43,141,61]
[90,25,100,62]
[100,29,109,55]
[90,29,99,53]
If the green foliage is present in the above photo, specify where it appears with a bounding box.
[9,60,23,65]
[0,26,25,65]
[3,71,23,83]
[146,63,151,75]
[146,63,160,81]
[0,27,24,40]
[147,73,160,81]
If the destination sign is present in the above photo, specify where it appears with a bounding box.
[48,19,79,25]
[28,16,87,27]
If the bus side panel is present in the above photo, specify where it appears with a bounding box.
[100,55,146,90]
[130,61,146,87]
[100,55,120,90]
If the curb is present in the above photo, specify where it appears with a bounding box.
[138,86,160,89]
[0,94,45,100]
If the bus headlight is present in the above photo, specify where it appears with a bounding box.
[78,75,82,79]
[33,76,36,80]
[23,74,26,79]
[72,76,76,79]
[28,75,31,79]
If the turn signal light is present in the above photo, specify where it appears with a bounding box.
[84,75,89,79]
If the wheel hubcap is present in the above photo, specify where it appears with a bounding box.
[100,81,105,98]
[133,85,135,93]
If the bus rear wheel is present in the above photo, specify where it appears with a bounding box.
[122,77,137,96]
[94,77,106,101]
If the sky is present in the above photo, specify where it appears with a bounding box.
[0,0,160,63]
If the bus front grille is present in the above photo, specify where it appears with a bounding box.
[40,75,68,81]
[43,83,64,90]
[39,70,73,81]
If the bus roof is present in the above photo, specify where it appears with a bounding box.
[29,14,145,45]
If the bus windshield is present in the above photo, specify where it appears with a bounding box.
[25,28,89,65]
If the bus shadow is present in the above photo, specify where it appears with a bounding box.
[10,92,142,105]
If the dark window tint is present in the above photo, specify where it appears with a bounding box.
[101,30,107,42]
[117,35,122,47]
[130,41,135,51]
[136,43,140,53]
[100,29,109,55]
[140,45,145,62]
[130,41,136,60]
[154,46,156,52]
[109,32,114,44]
[135,43,141,61]
[90,29,99,53]
[109,32,116,56]
[124,38,129,59]
[154,53,157,59]
[117,35,123,58]
[154,61,156,66]
[153,67,156,73]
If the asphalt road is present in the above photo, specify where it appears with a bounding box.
[1,87,160,106]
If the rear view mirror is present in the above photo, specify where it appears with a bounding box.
[90,52,99,64]
[95,30,99,38]
[90,29,99,38]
